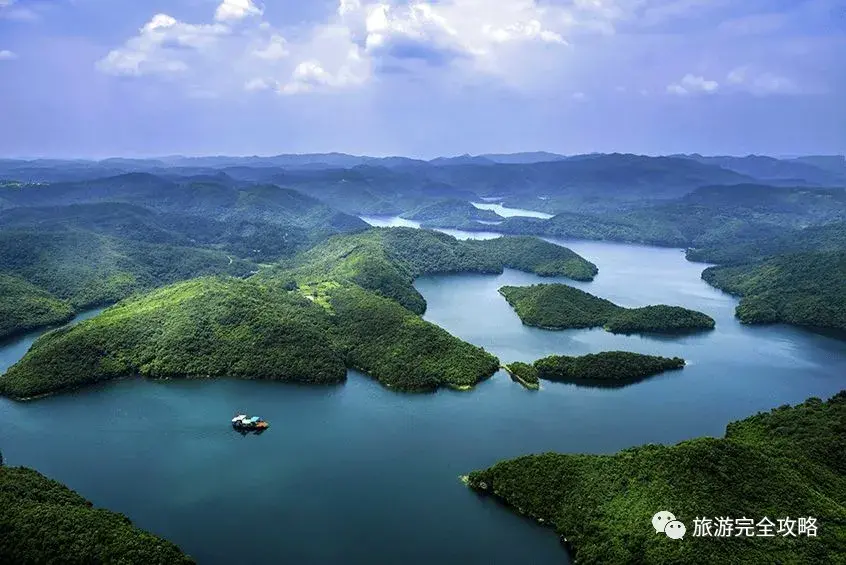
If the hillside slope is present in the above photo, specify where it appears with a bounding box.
[499,284,715,334]
[0,465,193,564]
[702,252,846,330]
[466,392,846,564]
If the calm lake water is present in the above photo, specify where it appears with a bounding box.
[2,224,845,565]
[470,202,554,219]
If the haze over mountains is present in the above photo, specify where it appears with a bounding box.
[3,153,845,217]
[4,152,845,180]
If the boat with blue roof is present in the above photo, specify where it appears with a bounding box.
[231,414,269,431]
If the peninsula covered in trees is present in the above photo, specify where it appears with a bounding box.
[507,352,685,388]
[499,284,715,334]
[464,391,846,564]
[0,228,597,398]
[0,464,194,564]
[702,252,846,331]
[401,199,503,227]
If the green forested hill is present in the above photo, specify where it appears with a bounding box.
[532,352,685,386]
[702,252,846,330]
[330,285,499,391]
[0,229,254,340]
[0,274,74,339]
[687,221,846,264]
[0,465,194,564]
[0,277,347,399]
[0,276,498,398]
[0,175,370,265]
[2,228,593,397]
[465,391,846,564]
[401,199,503,226]
[0,177,371,338]
[506,353,685,389]
[477,185,846,250]
[0,202,315,261]
[275,228,597,314]
[499,284,715,334]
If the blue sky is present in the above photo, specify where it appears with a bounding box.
[1,0,844,158]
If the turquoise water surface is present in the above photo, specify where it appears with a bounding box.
[1,228,844,565]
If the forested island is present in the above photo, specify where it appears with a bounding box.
[0,463,193,564]
[499,284,715,334]
[507,352,685,388]
[465,391,846,564]
[0,228,598,398]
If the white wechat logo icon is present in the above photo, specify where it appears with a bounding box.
[652,511,685,539]
[665,520,686,539]
[651,511,676,533]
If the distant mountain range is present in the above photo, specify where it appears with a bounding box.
[3,151,843,178]
[2,152,844,217]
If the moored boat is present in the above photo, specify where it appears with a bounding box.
[231,414,269,430]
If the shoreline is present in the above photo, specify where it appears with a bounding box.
[501,365,539,391]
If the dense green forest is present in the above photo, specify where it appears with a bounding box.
[0,201,361,262]
[0,179,370,338]
[533,352,685,386]
[274,228,597,314]
[499,284,715,334]
[469,236,598,281]
[474,184,846,249]
[503,362,540,389]
[0,229,254,339]
[465,391,846,564]
[0,464,194,564]
[686,221,846,264]
[330,285,499,392]
[401,199,503,226]
[0,274,74,340]
[0,173,369,239]
[702,252,846,330]
[0,277,348,399]
[0,276,499,398]
[3,229,531,397]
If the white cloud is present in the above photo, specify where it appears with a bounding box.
[0,49,17,60]
[215,0,263,22]
[252,34,288,60]
[352,1,571,64]
[726,66,800,95]
[96,0,824,102]
[97,14,229,76]
[95,0,628,95]
[667,74,719,95]
[279,24,370,94]
[572,91,586,100]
